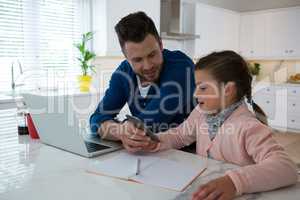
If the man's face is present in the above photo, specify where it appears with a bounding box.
[123,34,163,84]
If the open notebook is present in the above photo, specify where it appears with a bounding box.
[86,151,207,192]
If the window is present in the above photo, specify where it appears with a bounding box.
[0,0,87,93]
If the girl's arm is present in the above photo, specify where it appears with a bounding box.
[226,122,298,196]
[155,106,202,151]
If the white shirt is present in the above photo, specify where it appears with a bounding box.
[136,76,151,98]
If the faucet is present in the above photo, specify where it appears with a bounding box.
[11,60,24,91]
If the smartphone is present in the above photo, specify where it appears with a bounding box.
[125,115,160,142]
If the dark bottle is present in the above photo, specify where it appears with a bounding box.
[17,111,29,135]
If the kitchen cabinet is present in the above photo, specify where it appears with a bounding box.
[239,7,300,59]
[239,13,267,59]
[92,0,160,56]
[253,83,300,132]
[265,7,300,59]
[195,4,240,58]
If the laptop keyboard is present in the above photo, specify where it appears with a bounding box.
[84,141,111,153]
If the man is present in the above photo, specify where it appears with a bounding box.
[90,11,195,152]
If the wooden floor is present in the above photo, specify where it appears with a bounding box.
[273,130,300,166]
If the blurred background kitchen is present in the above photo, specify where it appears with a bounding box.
[0,0,300,168]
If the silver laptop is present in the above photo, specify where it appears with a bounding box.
[22,93,122,158]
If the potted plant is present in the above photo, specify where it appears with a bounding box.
[248,62,261,83]
[74,31,96,92]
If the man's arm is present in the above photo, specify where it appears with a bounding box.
[89,69,128,136]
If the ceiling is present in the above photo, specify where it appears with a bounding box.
[197,0,300,12]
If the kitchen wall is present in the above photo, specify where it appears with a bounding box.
[91,3,300,87]
[92,0,160,56]
[92,56,124,90]
[91,57,300,90]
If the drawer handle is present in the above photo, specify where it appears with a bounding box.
[266,100,270,104]
[266,89,270,92]
[293,90,296,93]
[292,103,296,106]
[291,119,295,123]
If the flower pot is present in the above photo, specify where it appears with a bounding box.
[78,75,92,92]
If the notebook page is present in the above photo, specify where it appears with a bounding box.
[87,152,159,180]
[132,158,205,192]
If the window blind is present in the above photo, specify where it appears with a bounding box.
[0,0,83,92]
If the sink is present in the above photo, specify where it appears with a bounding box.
[0,94,14,101]
[0,94,9,99]
[0,93,24,110]
[0,92,23,100]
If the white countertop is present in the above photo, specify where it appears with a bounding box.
[0,109,299,200]
[0,89,104,110]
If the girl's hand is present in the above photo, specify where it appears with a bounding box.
[192,175,236,200]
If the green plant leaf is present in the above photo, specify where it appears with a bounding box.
[75,31,97,76]
[90,65,96,74]
[84,51,96,62]
[248,62,261,76]
[75,43,85,54]
[87,32,93,39]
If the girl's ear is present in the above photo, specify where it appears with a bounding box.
[224,82,236,97]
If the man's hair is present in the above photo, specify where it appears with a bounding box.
[114,11,160,49]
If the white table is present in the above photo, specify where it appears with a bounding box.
[0,109,299,200]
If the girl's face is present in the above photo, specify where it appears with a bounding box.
[194,69,224,114]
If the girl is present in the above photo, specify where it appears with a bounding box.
[131,50,298,200]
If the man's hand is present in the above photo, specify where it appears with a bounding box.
[99,120,159,153]
[99,120,123,141]
[192,175,236,200]
[120,121,159,153]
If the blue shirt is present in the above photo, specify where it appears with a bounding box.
[90,49,196,134]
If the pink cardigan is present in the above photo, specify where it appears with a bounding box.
[156,103,298,195]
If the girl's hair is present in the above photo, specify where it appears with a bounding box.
[195,50,267,125]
